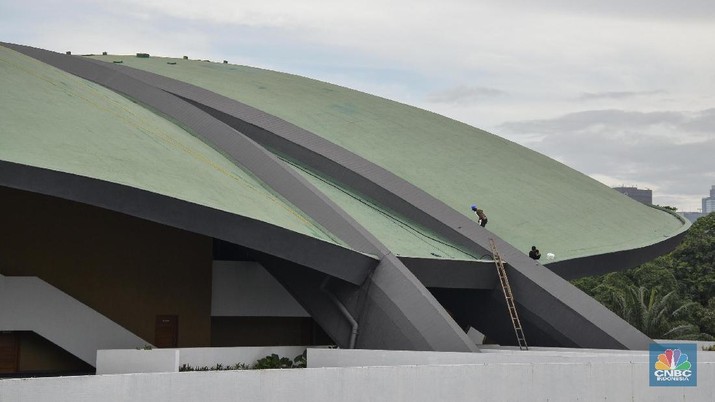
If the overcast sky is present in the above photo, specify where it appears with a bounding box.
[2,0,714,211]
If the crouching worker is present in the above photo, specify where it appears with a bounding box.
[471,204,488,227]
[529,246,541,260]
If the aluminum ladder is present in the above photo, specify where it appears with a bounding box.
[489,238,528,350]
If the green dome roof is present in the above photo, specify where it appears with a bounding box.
[0,46,337,244]
[84,53,688,262]
[0,44,688,263]
[0,42,679,351]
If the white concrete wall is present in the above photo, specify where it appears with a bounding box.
[211,261,308,317]
[307,347,715,368]
[96,346,309,374]
[96,349,179,375]
[0,274,149,365]
[1,359,713,402]
[306,348,645,367]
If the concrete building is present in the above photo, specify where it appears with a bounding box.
[682,211,705,223]
[612,186,653,205]
[703,185,715,214]
[0,42,690,377]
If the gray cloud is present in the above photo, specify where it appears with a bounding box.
[3,0,714,210]
[578,90,664,100]
[426,85,504,104]
[498,0,715,21]
[500,110,687,134]
[498,109,715,210]
[682,108,715,132]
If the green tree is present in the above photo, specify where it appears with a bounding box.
[629,259,678,294]
[670,213,715,304]
[655,205,678,211]
[571,213,715,340]
[574,271,633,306]
[607,285,695,338]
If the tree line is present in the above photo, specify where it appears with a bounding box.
[572,213,715,340]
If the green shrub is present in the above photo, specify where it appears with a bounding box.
[179,362,250,372]
[178,351,306,372]
[252,353,294,369]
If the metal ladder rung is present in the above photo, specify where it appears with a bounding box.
[489,238,528,351]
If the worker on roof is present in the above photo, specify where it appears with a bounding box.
[471,204,488,227]
[529,246,541,260]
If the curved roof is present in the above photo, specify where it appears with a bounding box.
[85,53,689,262]
[0,46,337,244]
[0,44,689,264]
[1,43,673,351]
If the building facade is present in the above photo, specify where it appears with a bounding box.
[612,186,653,205]
[0,42,691,377]
[703,185,715,214]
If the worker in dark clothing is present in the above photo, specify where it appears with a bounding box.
[471,204,488,227]
[529,246,541,260]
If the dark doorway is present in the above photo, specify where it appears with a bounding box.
[155,315,178,348]
[210,317,333,347]
[0,332,19,373]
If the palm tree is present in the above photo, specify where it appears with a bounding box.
[595,284,698,339]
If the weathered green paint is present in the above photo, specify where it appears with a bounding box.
[289,160,478,260]
[0,45,338,244]
[86,53,688,261]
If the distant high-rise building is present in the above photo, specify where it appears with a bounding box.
[703,185,715,214]
[681,212,704,223]
[612,186,652,205]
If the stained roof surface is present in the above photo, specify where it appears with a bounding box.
[286,159,478,260]
[86,53,689,261]
[0,45,339,244]
[1,46,688,262]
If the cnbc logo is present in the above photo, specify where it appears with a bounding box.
[649,343,697,387]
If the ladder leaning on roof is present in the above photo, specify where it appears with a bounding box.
[489,238,529,350]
